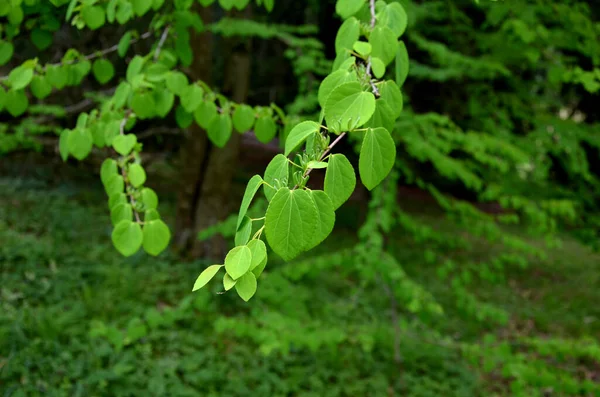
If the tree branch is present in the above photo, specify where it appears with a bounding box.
[154,26,171,61]
[365,0,380,96]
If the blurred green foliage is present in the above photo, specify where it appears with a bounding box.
[2,177,599,396]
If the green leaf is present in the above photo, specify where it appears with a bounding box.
[111,203,133,226]
[324,154,356,210]
[254,116,277,143]
[30,75,53,99]
[81,5,105,30]
[366,99,396,132]
[263,154,289,201]
[105,174,125,197]
[395,40,409,87]
[207,113,232,148]
[335,0,364,19]
[335,17,360,54]
[305,190,335,250]
[317,69,358,108]
[165,71,189,96]
[128,164,146,188]
[378,80,403,117]
[235,216,252,246]
[141,187,158,210]
[112,220,143,257]
[225,245,252,280]
[265,188,318,261]
[192,264,223,291]
[145,209,160,221]
[232,104,255,132]
[359,127,396,190]
[101,158,118,186]
[126,317,147,342]
[371,57,385,79]
[251,256,267,278]
[194,100,218,129]
[108,193,127,210]
[45,65,67,89]
[180,84,204,112]
[92,59,115,84]
[247,239,267,271]
[67,128,93,160]
[131,91,156,119]
[370,26,397,65]
[8,66,34,90]
[112,134,137,156]
[126,56,145,83]
[142,219,171,256]
[307,161,328,169]
[235,272,257,301]
[379,2,407,38]
[5,90,29,117]
[59,130,70,161]
[118,32,132,57]
[223,273,237,291]
[132,0,152,16]
[154,89,175,117]
[353,41,371,57]
[104,121,120,146]
[284,121,320,156]
[263,0,274,12]
[116,1,133,24]
[31,29,53,51]
[113,82,131,108]
[324,82,376,132]
[0,40,14,66]
[175,105,193,128]
[237,174,263,229]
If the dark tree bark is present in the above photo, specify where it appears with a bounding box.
[175,6,253,260]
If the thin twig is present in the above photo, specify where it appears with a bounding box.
[365,0,380,97]
[154,26,171,61]
[137,126,182,140]
[0,31,153,81]
[292,132,346,189]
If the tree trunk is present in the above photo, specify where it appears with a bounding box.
[173,5,212,253]
[175,6,253,260]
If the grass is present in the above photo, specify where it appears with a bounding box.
[1,172,599,396]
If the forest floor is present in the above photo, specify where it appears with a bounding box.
[1,168,599,396]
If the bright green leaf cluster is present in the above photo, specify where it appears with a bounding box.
[192,0,409,301]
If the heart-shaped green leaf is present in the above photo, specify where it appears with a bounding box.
[207,113,232,148]
[112,134,137,155]
[112,220,143,257]
[359,127,396,190]
[263,154,289,201]
[142,219,171,256]
[254,116,277,143]
[305,190,335,250]
[324,154,356,210]
[128,164,146,187]
[232,104,255,132]
[284,121,320,156]
[324,82,376,132]
[67,128,93,160]
[247,239,267,271]
[235,272,257,302]
[225,245,252,280]
[265,188,318,261]
[111,203,133,226]
[92,59,115,84]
